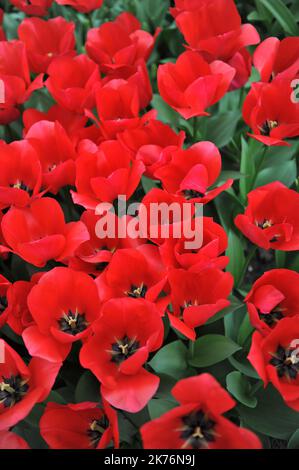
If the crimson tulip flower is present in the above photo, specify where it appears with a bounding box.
[5,278,37,336]
[86,12,159,73]
[141,374,261,449]
[119,117,185,178]
[1,197,89,267]
[245,269,299,335]
[93,78,145,139]
[171,0,259,90]
[70,210,144,275]
[10,0,53,16]
[80,298,164,412]
[160,216,229,271]
[25,120,77,194]
[235,182,299,251]
[40,401,119,449]
[158,51,235,119]
[243,78,299,146]
[72,139,145,210]
[0,431,29,449]
[103,59,153,110]
[248,316,299,411]
[0,340,61,431]
[155,141,233,204]
[18,17,76,74]
[0,275,11,329]
[254,37,299,82]
[167,268,233,340]
[46,54,101,114]
[23,267,101,363]
[0,40,43,124]
[95,245,168,310]
[0,139,42,210]
[23,105,89,144]
[55,0,103,13]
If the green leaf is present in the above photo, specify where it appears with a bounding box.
[255,160,297,188]
[226,230,246,285]
[142,176,159,194]
[257,0,299,35]
[226,372,257,408]
[149,340,189,379]
[228,355,259,379]
[288,429,299,449]
[75,371,101,403]
[239,385,299,439]
[148,398,176,420]
[239,138,256,201]
[237,314,254,346]
[203,111,240,148]
[188,334,241,368]
[151,94,180,128]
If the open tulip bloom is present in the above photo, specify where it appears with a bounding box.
[0,0,298,453]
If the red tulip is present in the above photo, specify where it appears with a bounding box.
[119,117,185,178]
[0,340,60,431]
[158,51,235,119]
[18,17,76,74]
[246,269,299,335]
[254,37,299,82]
[154,141,233,204]
[55,0,103,13]
[80,298,164,412]
[171,0,259,90]
[0,40,43,124]
[10,0,53,16]
[235,182,299,251]
[40,401,119,449]
[0,139,42,210]
[86,12,159,72]
[72,139,144,209]
[95,245,167,310]
[141,374,261,449]
[167,268,233,340]
[243,78,299,146]
[1,197,89,267]
[25,120,77,194]
[0,431,29,449]
[248,316,299,411]
[46,54,101,114]
[0,275,11,329]
[160,217,228,271]
[23,267,101,363]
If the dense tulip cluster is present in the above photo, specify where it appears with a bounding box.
[0,0,298,451]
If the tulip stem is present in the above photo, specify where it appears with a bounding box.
[252,146,267,189]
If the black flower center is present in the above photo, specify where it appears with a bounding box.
[95,262,109,272]
[0,296,7,314]
[256,219,273,230]
[126,283,147,299]
[270,345,299,380]
[10,181,33,196]
[110,335,140,364]
[260,120,278,136]
[87,417,109,448]
[180,409,216,449]
[183,189,205,200]
[258,309,284,327]
[58,310,88,336]
[0,375,29,408]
